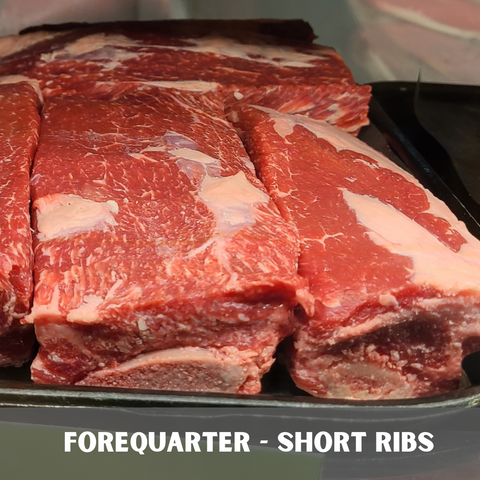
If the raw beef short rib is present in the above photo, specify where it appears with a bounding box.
[26,84,305,393]
[231,105,480,400]
[0,77,41,366]
[0,20,371,134]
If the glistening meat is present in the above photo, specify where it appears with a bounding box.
[231,105,480,400]
[0,77,40,366]
[0,20,371,134]
[26,84,305,393]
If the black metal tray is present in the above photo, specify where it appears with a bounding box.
[370,81,480,238]
[2,81,480,408]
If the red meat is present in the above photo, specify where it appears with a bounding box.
[26,84,305,393]
[0,77,41,366]
[231,105,480,400]
[0,21,370,133]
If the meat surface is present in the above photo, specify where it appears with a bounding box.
[0,20,370,133]
[0,77,40,366]
[26,84,305,393]
[231,105,480,400]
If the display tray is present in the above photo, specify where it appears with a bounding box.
[370,81,480,238]
[2,81,480,408]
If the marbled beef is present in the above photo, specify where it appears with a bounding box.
[0,20,370,134]
[26,84,305,393]
[0,77,40,366]
[232,105,480,400]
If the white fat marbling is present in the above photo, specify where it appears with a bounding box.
[185,36,329,68]
[99,49,140,69]
[67,34,138,55]
[163,131,198,150]
[0,31,63,58]
[342,190,480,294]
[136,134,224,178]
[41,32,328,68]
[66,294,104,323]
[24,285,61,323]
[379,294,398,307]
[35,194,118,241]
[256,106,390,163]
[142,80,219,92]
[40,33,138,62]
[95,80,218,93]
[42,43,139,67]
[169,140,222,178]
[199,172,270,235]
[0,75,43,103]
[257,106,480,233]
[171,148,218,165]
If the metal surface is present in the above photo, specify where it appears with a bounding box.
[2,371,480,408]
[414,81,480,212]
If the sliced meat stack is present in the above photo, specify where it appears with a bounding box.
[0,20,371,134]
[231,106,480,400]
[0,77,40,366]
[25,84,304,393]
